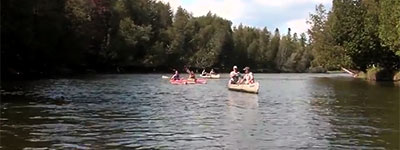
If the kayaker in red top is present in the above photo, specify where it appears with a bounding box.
[230,66,240,84]
[240,67,254,84]
[171,70,180,80]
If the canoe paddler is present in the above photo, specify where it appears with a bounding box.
[188,70,196,80]
[210,69,216,75]
[240,67,254,84]
[230,66,240,84]
[201,69,207,76]
[171,69,180,80]
[185,68,197,82]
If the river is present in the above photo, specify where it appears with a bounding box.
[1,74,399,149]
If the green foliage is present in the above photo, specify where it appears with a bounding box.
[379,0,400,56]
[12,0,400,78]
[366,67,383,81]
[119,17,152,46]
[308,4,352,70]
[308,1,400,71]
[365,66,394,81]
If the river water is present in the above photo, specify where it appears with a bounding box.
[1,74,399,149]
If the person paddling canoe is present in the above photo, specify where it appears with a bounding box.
[185,68,197,81]
[171,69,180,80]
[201,69,207,76]
[240,67,254,84]
[210,69,216,75]
[230,66,240,84]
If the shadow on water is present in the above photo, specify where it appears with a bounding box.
[308,77,399,149]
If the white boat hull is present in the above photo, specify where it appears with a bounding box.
[228,82,259,94]
[199,74,220,79]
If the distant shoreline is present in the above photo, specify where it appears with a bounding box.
[2,66,334,81]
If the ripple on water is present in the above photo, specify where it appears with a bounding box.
[0,74,399,149]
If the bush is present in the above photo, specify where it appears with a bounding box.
[393,71,400,81]
[308,66,327,73]
[356,71,366,78]
[366,67,394,81]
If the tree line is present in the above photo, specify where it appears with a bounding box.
[308,0,400,72]
[2,0,399,79]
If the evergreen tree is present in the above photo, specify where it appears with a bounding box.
[379,0,400,56]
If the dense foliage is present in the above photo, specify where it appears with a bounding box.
[2,0,399,79]
[1,0,312,78]
[308,0,400,71]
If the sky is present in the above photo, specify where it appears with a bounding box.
[157,0,332,35]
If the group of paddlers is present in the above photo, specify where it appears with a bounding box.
[171,68,197,81]
[170,65,254,85]
[229,66,254,84]
[201,69,216,76]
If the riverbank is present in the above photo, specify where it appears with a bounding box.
[2,66,322,81]
[354,67,400,82]
[9,65,399,82]
[1,66,175,80]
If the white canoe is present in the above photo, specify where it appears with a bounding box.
[228,82,259,94]
[199,74,220,79]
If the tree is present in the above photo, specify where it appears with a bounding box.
[379,0,400,56]
[308,3,352,70]
[275,28,295,71]
[267,28,281,70]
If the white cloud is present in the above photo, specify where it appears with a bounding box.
[157,0,331,33]
[158,0,246,21]
[286,18,309,34]
[157,0,182,12]
[254,0,330,7]
[185,0,246,21]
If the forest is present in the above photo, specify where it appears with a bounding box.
[2,0,399,79]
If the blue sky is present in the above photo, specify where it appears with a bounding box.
[158,0,332,34]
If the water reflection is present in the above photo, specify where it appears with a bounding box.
[1,74,399,149]
[226,91,259,109]
[221,91,260,149]
[308,77,399,149]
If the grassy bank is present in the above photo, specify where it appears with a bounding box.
[355,67,400,82]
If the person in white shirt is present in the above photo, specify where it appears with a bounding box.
[240,67,254,84]
[210,69,216,75]
[230,66,240,84]
[201,69,207,76]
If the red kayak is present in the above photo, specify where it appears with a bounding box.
[170,78,207,85]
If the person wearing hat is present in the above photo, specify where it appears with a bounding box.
[240,67,254,84]
[230,66,240,84]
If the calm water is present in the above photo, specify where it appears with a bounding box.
[1,74,399,149]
